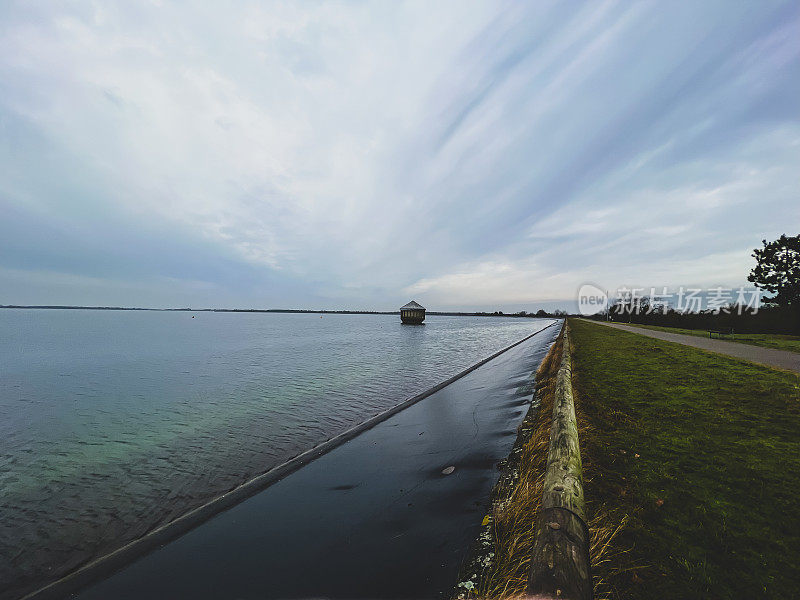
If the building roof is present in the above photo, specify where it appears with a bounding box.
[400,300,425,310]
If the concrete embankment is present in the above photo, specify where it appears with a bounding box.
[454,321,591,599]
[28,320,560,600]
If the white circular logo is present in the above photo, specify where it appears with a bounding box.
[577,284,608,316]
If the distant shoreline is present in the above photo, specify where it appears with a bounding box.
[0,305,558,318]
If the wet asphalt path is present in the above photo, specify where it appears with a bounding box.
[69,321,560,600]
[586,320,800,373]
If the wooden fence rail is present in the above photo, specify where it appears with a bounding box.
[527,322,592,600]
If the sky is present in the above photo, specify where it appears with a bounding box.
[1,1,798,312]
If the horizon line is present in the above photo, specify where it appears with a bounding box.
[0,304,568,315]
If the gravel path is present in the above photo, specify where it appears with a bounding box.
[584,320,800,374]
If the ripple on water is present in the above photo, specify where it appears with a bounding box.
[0,310,553,598]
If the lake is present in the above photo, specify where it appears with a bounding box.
[0,309,552,599]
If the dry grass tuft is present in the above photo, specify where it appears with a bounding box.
[586,505,633,600]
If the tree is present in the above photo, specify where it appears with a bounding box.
[610,292,645,323]
[748,234,800,309]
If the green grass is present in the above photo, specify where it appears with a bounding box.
[620,322,800,353]
[570,318,800,599]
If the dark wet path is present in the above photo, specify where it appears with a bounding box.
[70,321,560,599]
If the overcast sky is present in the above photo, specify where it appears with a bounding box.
[1,1,798,311]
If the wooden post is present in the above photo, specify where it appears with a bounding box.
[527,322,592,600]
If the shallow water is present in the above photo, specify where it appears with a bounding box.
[74,320,560,600]
[0,309,549,598]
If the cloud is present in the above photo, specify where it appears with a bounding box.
[1,1,798,309]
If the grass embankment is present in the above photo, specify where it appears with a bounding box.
[620,322,800,353]
[571,318,800,599]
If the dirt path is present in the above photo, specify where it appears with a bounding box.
[583,320,800,374]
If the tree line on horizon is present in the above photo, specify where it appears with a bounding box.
[589,234,800,334]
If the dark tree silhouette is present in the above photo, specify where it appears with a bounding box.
[748,234,800,308]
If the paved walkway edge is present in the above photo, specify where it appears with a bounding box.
[584,320,800,374]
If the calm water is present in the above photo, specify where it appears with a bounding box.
[0,309,552,598]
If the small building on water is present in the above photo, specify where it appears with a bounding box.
[400,300,426,324]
